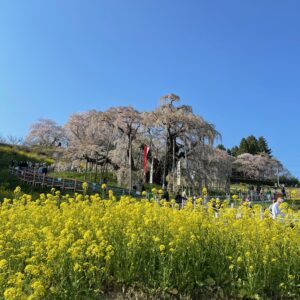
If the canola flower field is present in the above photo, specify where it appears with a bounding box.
[1,188,300,299]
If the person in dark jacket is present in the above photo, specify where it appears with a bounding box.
[175,192,182,204]
[281,185,286,197]
[162,190,169,201]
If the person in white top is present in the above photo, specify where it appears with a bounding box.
[271,194,284,219]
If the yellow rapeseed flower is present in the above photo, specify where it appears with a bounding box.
[159,244,165,252]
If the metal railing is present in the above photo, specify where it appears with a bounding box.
[9,167,131,196]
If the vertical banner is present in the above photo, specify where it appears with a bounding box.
[149,158,154,184]
[176,160,181,186]
[143,144,148,177]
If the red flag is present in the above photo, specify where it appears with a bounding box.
[143,144,149,177]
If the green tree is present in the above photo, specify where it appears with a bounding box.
[246,135,259,155]
[257,136,272,156]
[230,146,239,157]
[216,144,226,151]
[238,138,249,155]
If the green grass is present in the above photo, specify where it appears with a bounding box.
[48,170,119,185]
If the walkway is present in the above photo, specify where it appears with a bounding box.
[9,167,130,196]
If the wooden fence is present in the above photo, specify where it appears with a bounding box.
[9,167,130,196]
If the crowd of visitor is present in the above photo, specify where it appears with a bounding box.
[10,160,48,175]
[163,185,288,221]
[236,184,287,201]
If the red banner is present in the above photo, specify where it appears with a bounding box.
[143,144,148,177]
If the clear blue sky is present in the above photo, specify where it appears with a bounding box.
[0,0,300,177]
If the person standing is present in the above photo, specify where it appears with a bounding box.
[162,190,169,201]
[281,185,286,197]
[175,191,182,206]
[271,194,284,220]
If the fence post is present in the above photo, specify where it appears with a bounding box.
[33,171,36,186]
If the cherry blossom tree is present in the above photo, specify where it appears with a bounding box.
[25,119,66,148]
[233,153,282,181]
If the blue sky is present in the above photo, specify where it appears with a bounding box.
[0,0,300,177]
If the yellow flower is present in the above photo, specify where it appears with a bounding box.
[31,280,46,297]
[237,257,243,264]
[279,282,285,289]
[73,263,82,272]
[82,182,88,191]
[4,287,22,300]
[108,190,114,200]
[232,194,239,200]
[291,190,297,199]
[101,183,107,189]
[151,188,157,194]
[24,265,40,276]
[0,259,8,270]
[152,236,160,243]
[159,244,165,252]
[2,184,300,298]
[288,274,295,281]
[14,186,21,194]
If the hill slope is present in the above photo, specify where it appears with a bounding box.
[0,143,54,199]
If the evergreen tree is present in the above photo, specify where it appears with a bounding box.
[238,138,249,155]
[257,136,272,156]
[231,146,239,157]
[246,135,259,155]
[216,144,226,151]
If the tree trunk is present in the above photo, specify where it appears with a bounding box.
[84,159,88,181]
[89,162,93,182]
[100,165,103,184]
[105,139,112,183]
[94,156,98,183]
[172,137,175,193]
[162,140,168,189]
[129,133,132,193]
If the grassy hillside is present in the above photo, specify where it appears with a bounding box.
[0,143,54,199]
